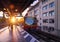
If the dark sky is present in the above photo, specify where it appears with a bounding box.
[0,0,35,12]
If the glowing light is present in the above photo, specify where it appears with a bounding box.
[4,13,9,18]
[15,9,18,12]
[16,17,24,23]
[3,8,6,10]
[22,8,30,16]
[31,0,39,6]
[0,11,3,17]
[9,4,14,9]
[10,16,16,24]
[5,15,9,18]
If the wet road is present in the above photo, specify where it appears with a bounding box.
[0,25,39,42]
[0,25,26,42]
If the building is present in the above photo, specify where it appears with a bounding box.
[39,0,55,35]
[27,0,60,36]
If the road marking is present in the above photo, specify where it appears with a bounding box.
[25,35,32,42]
[21,31,26,34]
[30,38,38,42]
[30,38,35,42]
[24,34,29,38]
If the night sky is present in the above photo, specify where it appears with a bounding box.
[0,0,35,12]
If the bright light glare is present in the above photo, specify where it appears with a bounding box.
[0,11,3,17]
[16,17,24,23]
[5,14,9,18]
[22,8,30,16]
[10,17,16,24]
[31,0,39,6]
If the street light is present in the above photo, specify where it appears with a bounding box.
[10,16,16,24]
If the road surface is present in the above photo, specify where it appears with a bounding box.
[0,25,39,42]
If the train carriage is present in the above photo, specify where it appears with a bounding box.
[23,17,38,30]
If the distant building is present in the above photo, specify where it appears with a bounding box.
[0,11,3,18]
[27,0,60,36]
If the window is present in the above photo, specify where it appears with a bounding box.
[43,12,48,16]
[49,2,55,8]
[48,27,54,32]
[43,26,48,30]
[49,19,54,23]
[40,23,41,25]
[40,18,41,20]
[42,5,48,10]
[30,12,32,14]
[49,10,55,16]
[34,10,37,13]
[37,26,42,30]
[43,19,48,23]
[42,0,48,4]
[34,9,39,15]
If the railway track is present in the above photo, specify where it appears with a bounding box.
[26,29,60,42]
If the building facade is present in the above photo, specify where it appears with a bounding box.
[27,0,60,36]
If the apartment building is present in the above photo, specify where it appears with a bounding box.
[27,0,60,36]
[39,0,55,35]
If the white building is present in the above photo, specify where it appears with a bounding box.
[27,0,60,36]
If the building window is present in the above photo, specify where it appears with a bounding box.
[40,26,42,29]
[43,12,48,17]
[34,9,39,15]
[34,10,37,14]
[37,26,42,30]
[42,0,48,4]
[49,10,55,16]
[43,19,48,23]
[42,5,48,10]
[49,19,54,23]
[40,18,41,20]
[40,23,41,25]
[43,26,48,30]
[49,2,55,8]
[48,27,54,32]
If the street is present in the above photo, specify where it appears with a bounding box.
[0,25,26,42]
[0,25,39,42]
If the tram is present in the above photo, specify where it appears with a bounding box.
[23,17,37,30]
